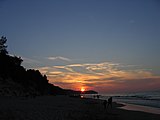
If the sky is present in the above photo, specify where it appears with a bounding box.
[0,0,160,93]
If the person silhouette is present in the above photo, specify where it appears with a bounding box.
[107,97,112,108]
[103,100,107,109]
[97,95,100,99]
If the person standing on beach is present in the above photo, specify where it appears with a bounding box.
[107,97,112,108]
[103,100,107,109]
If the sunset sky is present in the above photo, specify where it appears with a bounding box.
[0,0,160,93]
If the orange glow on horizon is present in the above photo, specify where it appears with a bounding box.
[39,61,160,93]
[81,87,85,92]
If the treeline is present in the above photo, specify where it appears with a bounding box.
[0,36,64,96]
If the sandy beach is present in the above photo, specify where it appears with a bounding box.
[0,95,160,120]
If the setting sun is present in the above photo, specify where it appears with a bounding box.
[81,87,85,92]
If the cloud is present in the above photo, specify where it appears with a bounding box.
[54,65,75,73]
[67,64,84,67]
[9,55,41,66]
[52,81,84,90]
[37,67,51,74]
[22,57,41,64]
[21,57,43,69]
[47,56,71,62]
[36,61,160,93]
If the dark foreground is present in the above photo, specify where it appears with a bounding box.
[0,95,160,120]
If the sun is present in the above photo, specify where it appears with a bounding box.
[81,87,85,92]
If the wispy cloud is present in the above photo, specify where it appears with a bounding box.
[22,57,41,64]
[37,61,160,93]
[67,64,84,67]
[47,56,71,62]
[9,54,41,64]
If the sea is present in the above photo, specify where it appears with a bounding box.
[83,90,160,114]
[103,91,160,108]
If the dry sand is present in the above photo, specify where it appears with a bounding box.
[0,95,160,120]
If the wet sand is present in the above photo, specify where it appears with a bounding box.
[0,95,160,120]
[119,102,160,115]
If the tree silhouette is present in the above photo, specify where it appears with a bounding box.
[0,36,8,55]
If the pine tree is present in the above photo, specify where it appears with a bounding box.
[0,36,8,55]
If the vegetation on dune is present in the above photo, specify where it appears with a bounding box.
[0,36,64,96]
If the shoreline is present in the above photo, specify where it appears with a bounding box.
[118,102,160,115]
[0,95,160,120]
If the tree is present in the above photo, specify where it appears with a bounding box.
[12,56,23,66]
[0,36,8,55]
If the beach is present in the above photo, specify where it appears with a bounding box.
[0,95,160,120]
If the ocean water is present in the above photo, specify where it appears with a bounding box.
[84,91,160,108]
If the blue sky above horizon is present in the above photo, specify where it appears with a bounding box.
[0,0,160,93]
